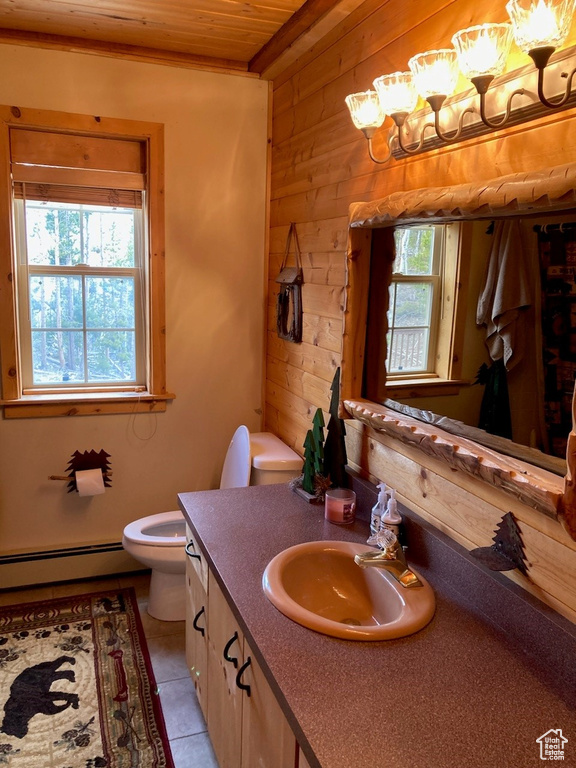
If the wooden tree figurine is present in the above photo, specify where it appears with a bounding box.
[312,408,325,474]
[323,368,348,488]
[301,409,326,494]
[301,430,317,494]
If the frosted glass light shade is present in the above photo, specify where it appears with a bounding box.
[373,72,419,115]
[345,91,385,130]
[506,0,576,51]
[408,49,460,98]
[452,23,513,78]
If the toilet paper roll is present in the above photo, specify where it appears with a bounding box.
[76,468,106,497]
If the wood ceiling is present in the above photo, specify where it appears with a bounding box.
[0,0,365,78]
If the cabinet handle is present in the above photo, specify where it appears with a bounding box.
[192,607,206,637]
[235,656,251,697]
[185,541,201,561]
[223,631,239,668]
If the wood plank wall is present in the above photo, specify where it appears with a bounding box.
[266,0,576,622]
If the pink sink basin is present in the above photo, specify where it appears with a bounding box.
[262,540,435,641]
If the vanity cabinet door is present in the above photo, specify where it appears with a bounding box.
[185,547,208,717]
[240,639,297,768]
[185,523,208,590]
[192,566,300,768]
[207,570,245,768]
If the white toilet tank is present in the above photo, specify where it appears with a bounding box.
[249,432,303,486]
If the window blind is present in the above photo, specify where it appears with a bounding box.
[10,127,146,192]
[13,182,143,208]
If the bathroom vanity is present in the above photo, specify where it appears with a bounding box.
[179,482,576,768]
[184,522,298,768]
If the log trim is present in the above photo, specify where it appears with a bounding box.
[349,161,576,228]
[344,398,562,520]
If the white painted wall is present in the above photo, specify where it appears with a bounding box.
[0,45,269,558]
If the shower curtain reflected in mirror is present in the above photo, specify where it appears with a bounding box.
[537,222,576,459]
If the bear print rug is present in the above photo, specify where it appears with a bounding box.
[0,589,174,767]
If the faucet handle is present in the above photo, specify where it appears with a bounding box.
[367,528,397,552]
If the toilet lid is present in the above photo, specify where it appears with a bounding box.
[220,425,251,489]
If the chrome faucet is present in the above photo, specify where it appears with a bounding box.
[354,531,423,589]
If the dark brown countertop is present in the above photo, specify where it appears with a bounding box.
[179,482,576,768]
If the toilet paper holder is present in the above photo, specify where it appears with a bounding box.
[49,449,112,492]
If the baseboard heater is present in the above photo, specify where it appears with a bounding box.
[0,541,143,590]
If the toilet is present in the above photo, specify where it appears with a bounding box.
[122,426,302,621]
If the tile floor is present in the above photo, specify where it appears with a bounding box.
[0,570,220,768]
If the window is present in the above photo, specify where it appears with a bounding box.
[363,221,466,403]
[0,106,171,418]
[15,194,145,391]
[387,225,443,376]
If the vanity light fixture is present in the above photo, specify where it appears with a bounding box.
[346,0,576,162]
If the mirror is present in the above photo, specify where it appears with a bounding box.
[383,213,576,478]
[341,161,576,538]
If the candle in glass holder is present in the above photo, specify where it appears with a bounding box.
[324,489,356,525]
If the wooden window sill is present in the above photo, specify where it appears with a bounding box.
[1,391,175,419]
[384,378,470,400]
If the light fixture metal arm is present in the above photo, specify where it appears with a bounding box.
[470,74,525,128]
[479,88,525,127]
[362,128,392,164]
[427,95,475,143]
[393,113,437,155]
[529,47,576,109]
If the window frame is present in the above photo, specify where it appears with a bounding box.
[15,198,147,392]
[360,221,470,405]
[386,224,444,377]
[0,106,173,418]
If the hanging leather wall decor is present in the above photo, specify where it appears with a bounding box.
[275,222,303,343]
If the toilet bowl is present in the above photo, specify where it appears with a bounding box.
[122,426,302,621]
[122,510,187,622]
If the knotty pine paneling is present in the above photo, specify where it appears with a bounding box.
[268,304,343,351]
[267,330,339,381]
[269,251,346,286]
[268,357,332,404]
[269,218,348,252]
[272,107,576,208]
[271,0,412,91]
[266,0,576,619]
[266,379,320,434]
[272,0,464,114]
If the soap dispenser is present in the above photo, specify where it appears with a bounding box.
[380,489,402,538]
[370,483,388,536]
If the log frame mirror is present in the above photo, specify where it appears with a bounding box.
[341,161,576,539]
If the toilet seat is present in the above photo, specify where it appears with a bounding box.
[123,510,185,547]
